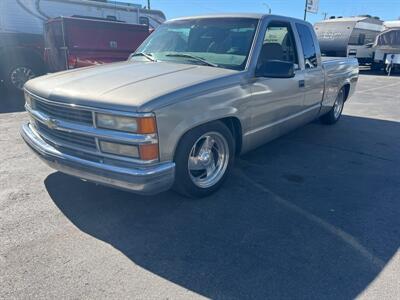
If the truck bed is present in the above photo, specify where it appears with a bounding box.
[321,56,356,63]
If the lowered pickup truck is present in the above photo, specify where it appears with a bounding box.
[21,14,359,197]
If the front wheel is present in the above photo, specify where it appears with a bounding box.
[173,121,235,198]
[320,88,345,125]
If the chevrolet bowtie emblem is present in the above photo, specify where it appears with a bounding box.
[45,118,58,129]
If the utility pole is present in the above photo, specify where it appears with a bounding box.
[147,0,151,9]
[303,0,308,20]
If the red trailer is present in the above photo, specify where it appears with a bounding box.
[44,17,150,72]
[0,0,165,91]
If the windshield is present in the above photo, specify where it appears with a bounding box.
[133,17,259,70]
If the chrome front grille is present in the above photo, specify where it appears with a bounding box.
[36,121,97,150]
[32,98,93,125]
[26,91,158,165]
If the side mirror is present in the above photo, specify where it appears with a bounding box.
[255,60,295,78]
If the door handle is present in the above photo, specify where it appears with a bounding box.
[298,80,305,88]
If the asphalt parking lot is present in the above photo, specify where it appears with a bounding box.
[1,71,399,299]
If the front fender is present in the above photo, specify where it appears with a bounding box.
[155,85,252,162]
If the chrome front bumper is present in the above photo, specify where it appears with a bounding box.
[21,122,175,195]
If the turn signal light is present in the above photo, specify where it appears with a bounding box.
[137,117,157,134]
[139,143,159,160]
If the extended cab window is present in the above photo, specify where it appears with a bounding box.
[296,23,318,68]
[258,21,299,68]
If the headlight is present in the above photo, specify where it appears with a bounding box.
[99,140,139,158]
[96,113,138,132]
[99,140,159,160]
[96,113,156,134]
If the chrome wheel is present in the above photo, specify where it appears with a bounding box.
[188,132,230,188]
[333,90,344,119]
[10,67,36,90]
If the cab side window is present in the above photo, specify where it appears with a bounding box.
[258,21,299,69]
[296,23,318,68]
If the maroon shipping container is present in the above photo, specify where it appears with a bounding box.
[44,17,150,72]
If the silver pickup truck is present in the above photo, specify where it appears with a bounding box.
[21,14,359,197]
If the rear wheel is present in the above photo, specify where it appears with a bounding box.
[320,88,345,125]
[173,121,235,198]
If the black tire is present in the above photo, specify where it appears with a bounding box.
[320,88,345,125]
[173,121,235,198]
[2,59,43,92]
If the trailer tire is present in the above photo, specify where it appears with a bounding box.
[1,57,44,92]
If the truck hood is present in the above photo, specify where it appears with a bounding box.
[25,61,237,112]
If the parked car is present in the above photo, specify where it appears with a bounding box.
[314,16,383,64]
[0,0,165,91]
[44,17,151,72]
[21,14,359,198]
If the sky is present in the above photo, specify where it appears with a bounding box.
[127,0,400,24]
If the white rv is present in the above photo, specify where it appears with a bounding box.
[314,16,384,65]
[384,20,400,29]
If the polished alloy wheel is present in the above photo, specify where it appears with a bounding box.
[188,132,229,188]
[333,90,344,119]
[10,67,36,90]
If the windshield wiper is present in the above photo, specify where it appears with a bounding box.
[130,52,156,62]
[165,53,218,67]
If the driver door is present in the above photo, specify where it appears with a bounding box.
[248,21,305,146]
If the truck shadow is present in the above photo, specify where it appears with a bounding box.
[45,115,400,299]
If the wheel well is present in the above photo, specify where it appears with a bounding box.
[172,117,243,162]
[342,84,351,102]
[220,117,242,155]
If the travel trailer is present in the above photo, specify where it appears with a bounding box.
[0,0,166,90]
[314,16,384,64]
[384,20,400,29]
[372,27,400,74]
